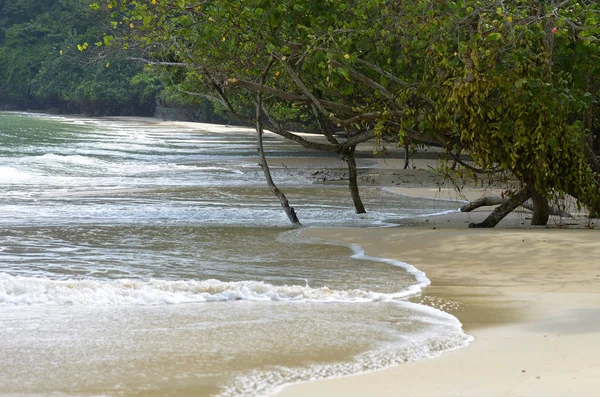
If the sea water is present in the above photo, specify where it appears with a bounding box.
[0,112,470,396]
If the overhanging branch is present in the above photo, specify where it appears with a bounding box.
[226,78,354,115]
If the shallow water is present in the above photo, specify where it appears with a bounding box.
[0,112,469,396]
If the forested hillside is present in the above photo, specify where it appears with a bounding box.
[0,0,221,118]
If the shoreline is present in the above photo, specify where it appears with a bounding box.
[276,222,600,396]
[97,115,599,396]
[273,147,600,396]
[8,112,600,396]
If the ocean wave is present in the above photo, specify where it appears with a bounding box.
[7,153,206,179]
[0,274,410,306]
[194,166,245,174]
[40,153,101,166]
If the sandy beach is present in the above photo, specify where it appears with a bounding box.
[5,114,598,396]
[277,150,600,397]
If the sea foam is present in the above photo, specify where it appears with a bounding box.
[0,274,409,306]
[0,166,33,183]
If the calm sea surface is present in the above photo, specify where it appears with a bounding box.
[0,112,470,396]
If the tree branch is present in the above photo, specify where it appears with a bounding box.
[461,195,572,217]
[311,105,339,145]
[331,59,401,107]
[261,105,340,153]
[468,186,532,228]
[255,61,301,226]
[126,57,190,67]
[226,78,355,115]
[282,61,344,125]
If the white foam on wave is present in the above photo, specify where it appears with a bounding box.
[0,166,34,183]
[0,274,404,306]
[13,153,206,180]
[39,153,100,166]
[195,166,244,174]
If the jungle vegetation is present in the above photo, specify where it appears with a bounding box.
[0,0,222,118]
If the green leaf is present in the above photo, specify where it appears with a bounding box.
[486,33,502,41]
[336,67,350,79]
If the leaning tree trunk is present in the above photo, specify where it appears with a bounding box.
[342,146,366,214]
[255,89,301,226]
[469,186,532,228]
[531,192,550,226]
[403,141,410,169]
[461,195,572,218]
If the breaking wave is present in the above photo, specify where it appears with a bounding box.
[0,274,421,306]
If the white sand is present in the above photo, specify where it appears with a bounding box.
[277,222,600,397]
[275,150,600,397]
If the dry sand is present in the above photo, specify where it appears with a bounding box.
[276,151,600,397]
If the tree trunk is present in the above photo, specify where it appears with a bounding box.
[460,196,506,212]
[255,82,301,227]
[343,146,367,214]
[256,126,301,226]
[531,192,550,226]
[461,195,571,218]
[469,186,532,228]
[404,141,410,169]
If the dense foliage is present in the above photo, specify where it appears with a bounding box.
[0,0,163,115]
[98,0,599,226]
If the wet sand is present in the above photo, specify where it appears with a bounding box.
[276,152,600,397]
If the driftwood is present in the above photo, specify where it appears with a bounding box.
[461,195,572,217]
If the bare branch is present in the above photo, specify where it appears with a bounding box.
[261,106,340,153]
[461,195,572,217]
[469,186,532,228]
[355,58,412,88]
[339,111,404,127]
[330,60,406,110]
[311,105,339,145]
[255,61,302,226]
[343,130,377,147]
